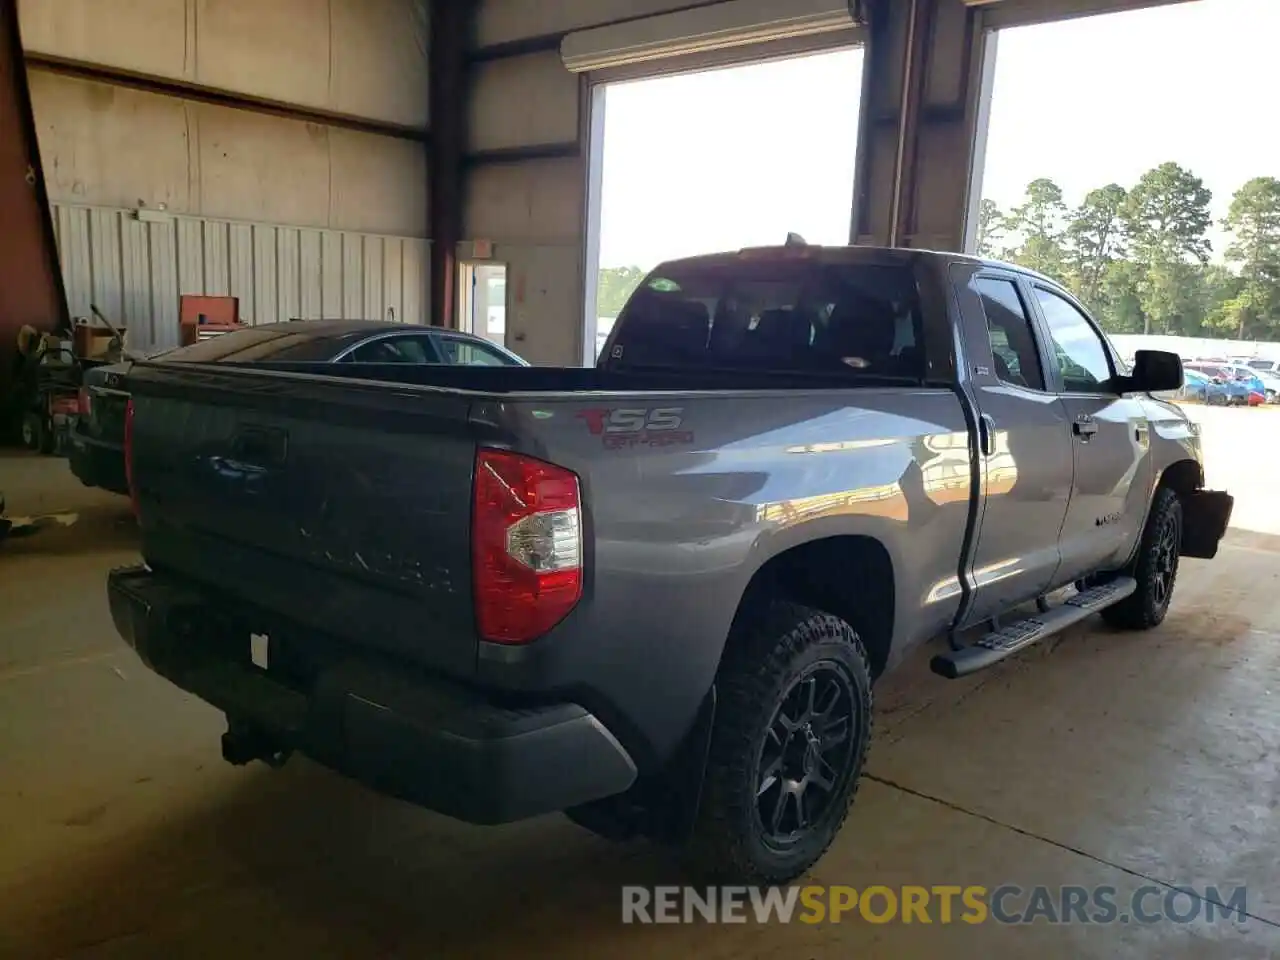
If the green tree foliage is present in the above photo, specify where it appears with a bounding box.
[1066,184,1128,306]
[983,163,1280,342]
[975,198,1007,258]
[1220,176,1280,339]
[1002,178,1069,278]
[595,266,647,319]
[1122,163,1213,334]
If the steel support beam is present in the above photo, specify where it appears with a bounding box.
[429,0,476,328]
[25,55,430,144]
[852,0,992,252]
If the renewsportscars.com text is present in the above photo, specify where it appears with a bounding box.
[621,885,1249,926]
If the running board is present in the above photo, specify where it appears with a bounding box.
[930,577,1137,680]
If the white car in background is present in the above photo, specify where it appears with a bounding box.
[1246,357,1280,377]
[1251,368,1280,403]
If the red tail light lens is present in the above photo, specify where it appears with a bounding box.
[123,398,139,517]
[77,386,92,417]
[472,449,582,644]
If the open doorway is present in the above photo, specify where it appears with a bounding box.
[584,47,864,362]
[974,0,1280,352]
[456,261,508,346]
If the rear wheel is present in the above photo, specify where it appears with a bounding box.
[1101,487,1182,630]
[685,601,872,885]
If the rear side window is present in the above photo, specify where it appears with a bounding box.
[436,337,515,366]
[975,277,1046,392]
[343,336,439,363]
[605,260,923,379]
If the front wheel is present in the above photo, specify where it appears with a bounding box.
[1101,487,1182,630]
[685,601,872,885]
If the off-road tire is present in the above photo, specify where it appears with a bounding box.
[684,601,872,885]
[1101,486,1182,630]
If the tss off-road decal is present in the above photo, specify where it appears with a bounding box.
[576,407,694,450]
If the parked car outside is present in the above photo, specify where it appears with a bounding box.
[1185,362,1259,406]
[1246,358,1280,377]
[1170,368,1230,405]
[69,322,528,495]
[1251,369,1280,403]
[1221,363,1280,403]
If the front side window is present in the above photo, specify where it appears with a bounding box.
[975,277,1046,391]
[1033,288,1113,394]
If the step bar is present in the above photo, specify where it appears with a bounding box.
[931,577,1137,680]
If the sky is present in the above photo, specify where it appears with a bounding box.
[597,0,1280,270]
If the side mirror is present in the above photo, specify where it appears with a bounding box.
[1126,349,1183,394]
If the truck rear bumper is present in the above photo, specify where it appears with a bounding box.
[107,565,637,824]
[68,429,128,494]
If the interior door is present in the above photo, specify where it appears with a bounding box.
[456,261,508,347]
[1028,284,1152,583]
[953,268,1074,626]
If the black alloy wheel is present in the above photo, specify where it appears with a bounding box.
[686,602,873,885]
[755,664,857,849]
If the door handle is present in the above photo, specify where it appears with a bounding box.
[978,414,996,457]
[1072,416,1098,439]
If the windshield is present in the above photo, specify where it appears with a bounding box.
[603,259,924,380]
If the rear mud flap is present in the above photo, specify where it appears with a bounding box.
[1181,489,1234,560]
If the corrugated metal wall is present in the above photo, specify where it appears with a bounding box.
[50,202,431,352]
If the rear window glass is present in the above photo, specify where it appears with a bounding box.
[604,260,923,379]
[162,326,357,363]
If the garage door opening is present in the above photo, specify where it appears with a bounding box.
[972,0,1280,537]
[585,47,864,361]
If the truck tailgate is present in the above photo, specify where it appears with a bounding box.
[126,364,479,676]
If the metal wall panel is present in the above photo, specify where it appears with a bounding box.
[466,157,586,244]
[50,203,431,351]
[30,72,430,238]
[20,0,429,128]
[469,52,581,151]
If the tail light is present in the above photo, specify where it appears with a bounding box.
[77,385,92,417]
[472,449,582,643]
[124,398,139,517]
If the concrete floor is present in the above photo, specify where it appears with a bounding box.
[3,405,1280,958]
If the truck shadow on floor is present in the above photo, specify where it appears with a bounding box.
[3,760,700,960]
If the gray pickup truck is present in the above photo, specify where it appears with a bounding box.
[108,244,1232,884]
